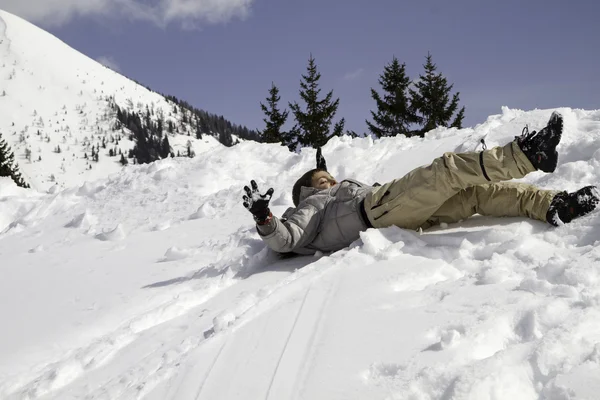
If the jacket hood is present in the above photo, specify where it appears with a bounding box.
[297,181,347,205]
[292,168,326,206]
[292,148,329,207]
[298,185,324,204]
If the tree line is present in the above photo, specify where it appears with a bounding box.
[0,132,29,188]
[108,96,262,165]
[0,52,464,188]
[260,53,465,150]
[164,95,261,144]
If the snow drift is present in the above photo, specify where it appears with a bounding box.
[1,106,600,399]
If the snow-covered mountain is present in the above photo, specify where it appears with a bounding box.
[0,10,251,192]
[1,104,600,399]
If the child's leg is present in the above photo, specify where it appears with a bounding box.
[364,141,536,230]
[419,182,559,229]
[363,111,563,231]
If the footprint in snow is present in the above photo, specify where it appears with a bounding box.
[362,362,406,384]
[28,244,45,253]
[150,220,171,232]
[423,325,465,351]
[95,224,126,241]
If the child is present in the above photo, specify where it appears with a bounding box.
[243,112,599,255]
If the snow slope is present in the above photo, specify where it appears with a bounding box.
[0,10,221,192]
[1,106,600,400]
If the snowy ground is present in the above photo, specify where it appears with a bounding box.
[1,107,600,400]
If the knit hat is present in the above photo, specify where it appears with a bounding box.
[292,148,328,207]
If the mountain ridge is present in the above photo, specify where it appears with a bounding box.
[0,9,258,191]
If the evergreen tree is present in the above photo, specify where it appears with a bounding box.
[195,117,203,139]
[260,82,290,148]
[219,130,234,147]
[409,53,465,136]
[160,135,171,158]
[451,107,465,128]
[0,133,29,188]
[120,153,128,165]
[187,142,194,158]
[367,57,418,138]
[289,55,345,149]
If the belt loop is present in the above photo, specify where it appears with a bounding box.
[479,151,491,181]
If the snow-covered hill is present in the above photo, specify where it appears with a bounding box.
[0,10,226,192]
[1,106,600,399]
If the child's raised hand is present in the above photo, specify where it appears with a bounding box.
[242,180,274,223]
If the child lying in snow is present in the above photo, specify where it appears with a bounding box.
[243,112,599,255]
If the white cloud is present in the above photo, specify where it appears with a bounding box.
[2,0,254,28]
[343,68,364,81]
[96,56,121,72]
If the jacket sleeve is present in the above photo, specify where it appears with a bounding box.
[256,204,321,253]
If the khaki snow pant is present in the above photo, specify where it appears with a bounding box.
[363,141,559,231]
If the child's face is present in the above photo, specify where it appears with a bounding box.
[311,171,337,190]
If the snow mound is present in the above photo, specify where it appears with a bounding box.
[161,246,195,262]
[1,107,600,399]
[95,224,126,241]
[64,210,98,229]
[189,203,216,219]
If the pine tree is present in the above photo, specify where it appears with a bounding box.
[0,132,29,188]
[409,53,465,136]
[367,57,418,138]
[186,140,195,157]
[160,135,171,158]
[260,82,290,148]
[289,55,345,149]
[195,117,203,139]
[219,130,234,147]
[451,107,465,128]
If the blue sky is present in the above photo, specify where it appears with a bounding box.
[4,0,600,134]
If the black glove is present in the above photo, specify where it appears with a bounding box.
[243,180,274,224]
[316,147,327,170]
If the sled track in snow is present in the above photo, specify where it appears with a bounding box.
[193,337,229,400]
[264,273,342,400]
[185,255,344,400]
[6,247,346,399]
[264,285,313,400]
[289,276,341,400]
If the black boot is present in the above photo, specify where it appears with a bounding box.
[546,186,599,226]
[517,111,563,173]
